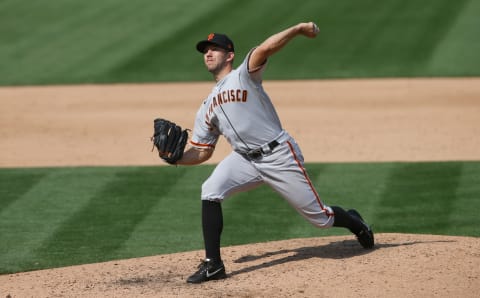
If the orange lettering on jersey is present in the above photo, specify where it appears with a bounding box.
[236,89,241,101]
[242,90,248,102]
[205,89,249,124]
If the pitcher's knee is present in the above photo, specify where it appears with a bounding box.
[302,207,335,228]
[201,181,225,201]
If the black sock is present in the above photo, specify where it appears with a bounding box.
[202,200,223,262]
[331,206,363,234]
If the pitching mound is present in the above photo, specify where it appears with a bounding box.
[1,234,479,297]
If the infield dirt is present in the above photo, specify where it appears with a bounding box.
[1,78,479,297]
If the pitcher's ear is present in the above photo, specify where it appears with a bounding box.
[227,51,235,62]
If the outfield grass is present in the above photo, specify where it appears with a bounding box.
[1,0,479,85]
[0,161,479,274]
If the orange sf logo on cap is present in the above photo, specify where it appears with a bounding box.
[207,33,215,41]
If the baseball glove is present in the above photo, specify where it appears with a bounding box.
[151,118,189,165]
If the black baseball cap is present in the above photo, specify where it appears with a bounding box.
[196,33,235,53]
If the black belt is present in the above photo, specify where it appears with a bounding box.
[245,140,280,159]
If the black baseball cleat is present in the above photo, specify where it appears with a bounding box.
[348,209,374,249]
[186,258,227,284]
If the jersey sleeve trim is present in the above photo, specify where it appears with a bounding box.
[190,140,216,149]
[246,47,267,74]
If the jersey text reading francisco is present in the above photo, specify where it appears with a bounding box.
[205,89,248,123]
[212,89,248,106]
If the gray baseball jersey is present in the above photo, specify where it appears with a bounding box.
[191,50,334,228]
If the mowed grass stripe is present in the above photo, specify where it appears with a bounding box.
[445,163,480,236]
[0,169,47,213]
[222,185,307,246]
[0,168,117,274]
[109,0,241,83]
[63,0,230,82]
[115,166,211,258]
[3,2,165,83]
[300,0,469,78]
[0,0,229,85]
[31,166,191,270]
[426,0,480,76]
[308,163,393,221]
[374,162,463,234]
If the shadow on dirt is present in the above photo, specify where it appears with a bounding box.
[229,238,456,277]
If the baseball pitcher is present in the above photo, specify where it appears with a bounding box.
[152,22,374,284]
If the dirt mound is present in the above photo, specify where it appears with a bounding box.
[1,234,479,297]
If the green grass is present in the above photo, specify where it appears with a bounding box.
[0,161,479,274]
[1,0,479,85]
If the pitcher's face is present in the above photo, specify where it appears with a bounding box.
[203,45,233,74]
